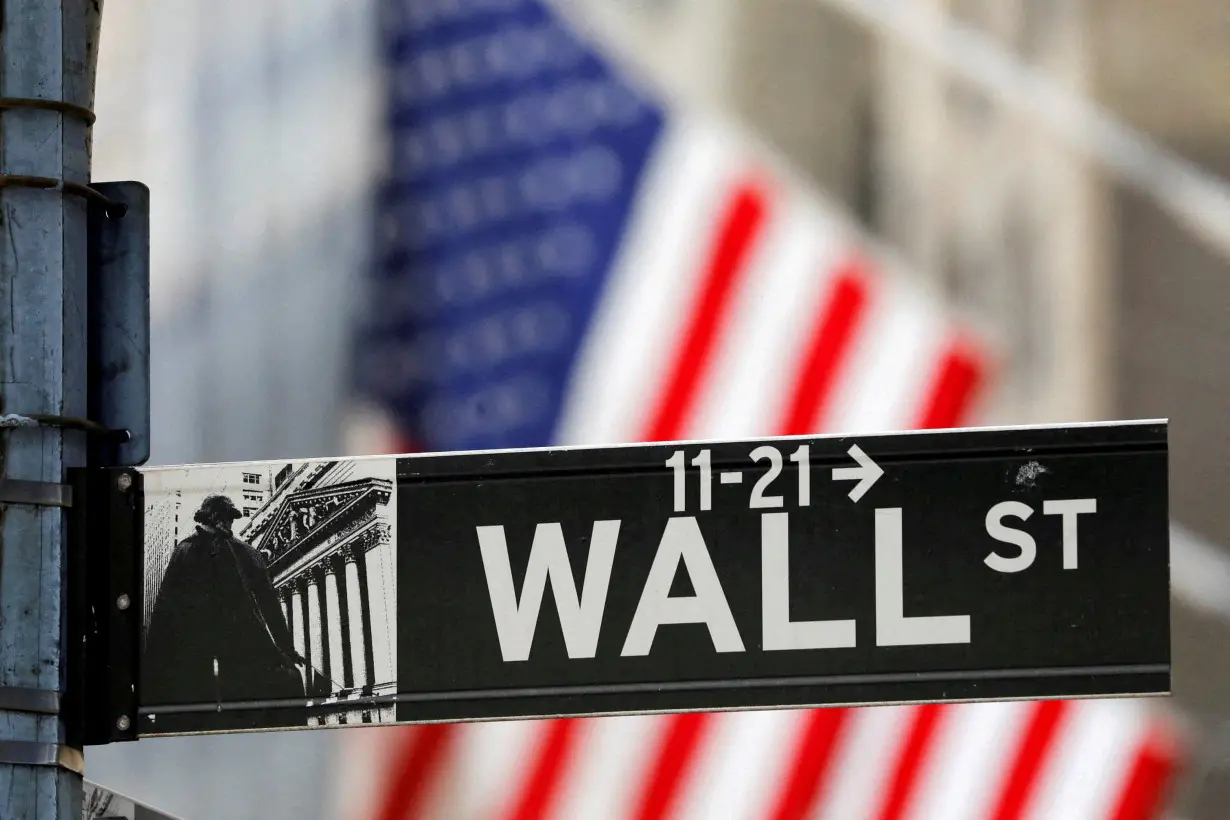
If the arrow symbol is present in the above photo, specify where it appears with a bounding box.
[832,444,883,502]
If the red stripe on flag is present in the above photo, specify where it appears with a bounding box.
[374,725,457,820]
[914,338,985,430]
[777,260,871,435]
[390,434,419,455]
[766,708,852,820]
[631,713,713,820]
[507,719,583,820]
[1107,727,1180,820]
[645,181,770,442]
[989,700,1070,820]
[876,705,947,820]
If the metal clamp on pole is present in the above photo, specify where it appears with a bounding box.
[0,96,96,125]
[0,479,72,508]
[0,687,61,715]
[0,741,84,775]
[0,174,127,218]
[0,412,130,440]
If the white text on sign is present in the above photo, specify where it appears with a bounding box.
[476,510,979,662]
[476,447,1100,662]
[984,499,1098,572]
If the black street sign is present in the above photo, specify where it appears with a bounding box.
[113,421,1168,738]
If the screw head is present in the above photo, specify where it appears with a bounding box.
[116,594,131,611]
[116,472,132,492]
[116,715,131,732]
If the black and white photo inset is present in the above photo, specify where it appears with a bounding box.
[85,781,182,820]
[140,457,398,734]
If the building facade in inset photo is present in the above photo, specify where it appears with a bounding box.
[142,490,182,637]
[240,459,397,726]
[238,468,271,519]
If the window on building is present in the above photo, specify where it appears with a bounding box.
[242,473,261,485]
[244,507,258,518]
[243,491,262,503]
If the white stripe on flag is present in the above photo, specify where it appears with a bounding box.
[333,726,409,820]
[903,701,1032,820]
[445,721,542,820]
[822,280,949,434]
[674,711,804,820]
[810,705,917,820]
[555,116,748,446]
[549,715,668,820]
[685,195,847,441]
[1024,700,1148,820]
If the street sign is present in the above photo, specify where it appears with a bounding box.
[120,421,1168,738]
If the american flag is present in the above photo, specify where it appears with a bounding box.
[349,1,1183,818]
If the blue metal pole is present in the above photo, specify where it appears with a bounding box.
[0,0,102,815]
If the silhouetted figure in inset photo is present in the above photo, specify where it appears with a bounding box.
[143,494,307,732]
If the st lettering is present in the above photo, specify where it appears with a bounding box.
[476,510,972,662]
[984,497,1097,572]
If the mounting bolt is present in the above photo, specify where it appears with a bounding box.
[116,715,130,732]
[116,472,132,492]
[116,594,130,611]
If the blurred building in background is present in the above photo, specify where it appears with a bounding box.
[86,0,1230,817]
[92,0,379,468]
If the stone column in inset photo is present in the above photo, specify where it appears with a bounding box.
[344,550,369,690]
[324,560,345,694]
[307,570,324,689]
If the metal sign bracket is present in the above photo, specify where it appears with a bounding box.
[86,181,150,469]
[68,467,143,746]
